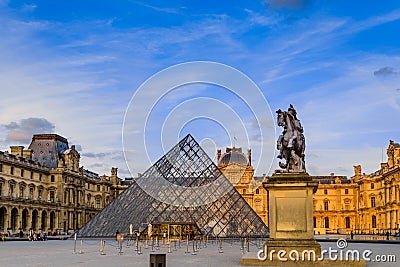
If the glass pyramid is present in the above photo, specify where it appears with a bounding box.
[77,134,269,238]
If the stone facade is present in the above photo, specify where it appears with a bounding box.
[219,140,400,235]
[0,134,129,235]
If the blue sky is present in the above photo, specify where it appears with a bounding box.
[1,0,400,178]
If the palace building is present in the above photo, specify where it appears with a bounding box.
[218,140,400,235]
[0,134,128,235]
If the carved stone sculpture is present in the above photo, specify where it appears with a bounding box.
[276,104,306,173]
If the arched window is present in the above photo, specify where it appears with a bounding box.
[324,217,329,228]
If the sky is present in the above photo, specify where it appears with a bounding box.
[1,0,400,178]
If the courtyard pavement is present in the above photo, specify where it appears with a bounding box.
[0,238,399,266]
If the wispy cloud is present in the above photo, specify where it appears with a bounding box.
[374,67,399,77]
[132,1,184,14]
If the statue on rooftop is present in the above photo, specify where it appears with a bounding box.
[276,104,306,173]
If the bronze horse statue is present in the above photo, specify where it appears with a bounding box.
[276,105,306,172]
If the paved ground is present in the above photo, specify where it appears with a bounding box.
[0,238,399,266]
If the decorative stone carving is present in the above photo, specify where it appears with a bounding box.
[276,104,306,173]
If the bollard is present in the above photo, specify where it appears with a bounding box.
[247,238,250,252]
[151,237,155,252]
[118,240,123,255]
[100,240,106,255]
[174,240,177,251]
[191,240,197,255]
[185,235,190,254]
[168,240,172,253]
[73,233,77,254]
[79,239,83,254]
[219,238,223,253]
[138,240,143,255]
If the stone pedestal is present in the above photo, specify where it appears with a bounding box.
[263,172,321,257]
[240,172,366,266]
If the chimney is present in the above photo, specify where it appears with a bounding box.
[10,146,24,157]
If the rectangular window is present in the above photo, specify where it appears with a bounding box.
[9,184,14,196]
[30,171,33,179]
[39,174,42,181]
[345,189,348,194]
[371,183,375,189]
[10,166,14,175]
[87,183,90,190]
[324,189,327,194]
[50,191,55,203]
[96,197,101,208]
[371,197,376,207]
[51,175,55,182]
[324,201,329,211]
[255,201,261,211]
[0,163,2,172]
[345,217,350,228]
[97,185,100,191]
[0,183,2,196]
[324,217,329,228]
[21,169,24,177]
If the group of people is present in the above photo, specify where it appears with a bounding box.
[27,229,48,241]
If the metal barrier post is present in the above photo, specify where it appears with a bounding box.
[100,239,106,255]
[219,238,223,253]
[151,237,155,252]
[185,235,190,254]
[191,239,197,255]
[73,233,77,254]
[79,239,83,254]
[138,239,143,255]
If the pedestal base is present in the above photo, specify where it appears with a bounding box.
[239,173,365,266]
[240,256,366,266]
[265,238,321,258]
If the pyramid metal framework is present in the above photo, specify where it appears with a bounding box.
[77,134,269,238]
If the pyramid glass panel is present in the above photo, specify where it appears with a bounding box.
[77,134,269,238]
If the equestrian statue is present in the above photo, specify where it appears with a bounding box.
[276,104,306,173]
